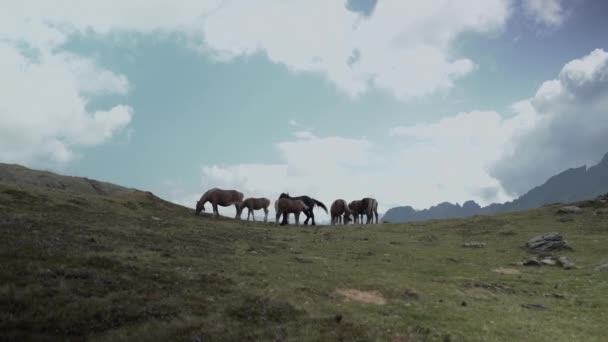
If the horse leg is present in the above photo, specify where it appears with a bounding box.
[281,212,289,226]
[264,208,268,222]
[310,210,316,226]
[295,212,300,226]
[251,209,256,221]
[276,211,281,225]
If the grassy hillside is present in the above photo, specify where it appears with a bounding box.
[1,181,607,341]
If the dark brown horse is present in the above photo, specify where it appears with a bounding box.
[240,197,271,222]
[278,193,327,226]
[274,198,309,225]
[330,199,351,225]
[361,197,379,224]
[348,200,364,224]
[195,188,244,219]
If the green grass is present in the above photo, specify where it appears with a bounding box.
[1,183,607,341]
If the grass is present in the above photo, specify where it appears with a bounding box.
[1,182,607,341]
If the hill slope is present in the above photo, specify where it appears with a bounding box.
[383,153,608,223]
[1,167,608,341]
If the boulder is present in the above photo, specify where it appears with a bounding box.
[523,257,542,266]
[557,256,575,270]
[593,264,608,272]
[526,233,571,252]
[557,206,582,214]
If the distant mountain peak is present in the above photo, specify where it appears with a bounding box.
[383,152,608,223]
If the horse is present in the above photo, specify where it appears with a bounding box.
[348,200,365,224]
[361,197,379,224]
[330,199,351,225]
[195,188,244,219]
[278,193,328,226]
[274,198,309,226]
[240,197,271,222]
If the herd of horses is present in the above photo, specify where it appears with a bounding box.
[194,188,379,226]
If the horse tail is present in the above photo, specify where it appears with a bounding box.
[312,198,328,213]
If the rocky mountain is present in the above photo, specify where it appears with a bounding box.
[383,152,608,222]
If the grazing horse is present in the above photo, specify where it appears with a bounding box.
[195,188,244,219]
[275,198,309,226]
[361,197,379,224]
[330,199,351,225]
[240,197,271,222]
[348,200,365,224]
[279,193,328,226]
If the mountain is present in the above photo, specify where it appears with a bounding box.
[382,152,608,222]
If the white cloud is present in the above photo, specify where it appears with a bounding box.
[522,0,566,28]
[491,48,608,195]
[1,0,511,103]
[199,0,510,100]
[0,39,132,167]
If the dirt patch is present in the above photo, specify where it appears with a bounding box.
[493,267,521,275]
[336,288,387,305]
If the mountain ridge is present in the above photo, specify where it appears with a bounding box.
[383,152,608,222]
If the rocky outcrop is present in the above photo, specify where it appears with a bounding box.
[526,233,571,252]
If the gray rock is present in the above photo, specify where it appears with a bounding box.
[462,242,486,248]
[593,264,608,272]
[540,257,557,266]
[521,303,550,311]
[526,233,571,252]
[557,256,575,270]
[524,257,542,266]
[557,206,582,214]
[448,257,464,263]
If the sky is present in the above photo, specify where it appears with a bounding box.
[1,0,608,222]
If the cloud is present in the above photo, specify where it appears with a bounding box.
[3,1,511,102]
[0,39,132,167]
[199,0,510,100]
[522,0,566,28]
[491,48,608,195]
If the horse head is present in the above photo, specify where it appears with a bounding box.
[195,200,205,215]
[279,193,290,199]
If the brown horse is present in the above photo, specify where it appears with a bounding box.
[275,198,309,226]
[240,197,271,222]
[195,188,244,219]
[330,199,351,225]
[361,197,379,224]
[348,200,365,224]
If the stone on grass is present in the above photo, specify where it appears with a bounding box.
[526,233,571,252]
[557,206,582,214]
[593,264,608,272]
[557,256,575,270]
[462,242,486,248]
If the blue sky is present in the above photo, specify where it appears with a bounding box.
[2,0,608,220]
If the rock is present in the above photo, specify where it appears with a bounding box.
[294,256,313,263]
[521,303,550,311]
[526,232,571,252]
[462,242,486,248]
[557,206,582,214]
[523,257,542,266]
[593,264,608,272]
[544,293,566,300]
[448,257,464,263]
[557,256,575,270]
[540,257,557,266]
